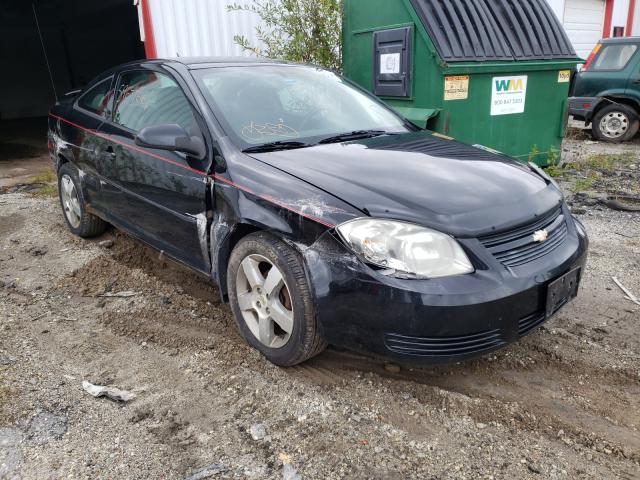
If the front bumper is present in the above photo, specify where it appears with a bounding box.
[303,211,589,364]
[568,96,603,123]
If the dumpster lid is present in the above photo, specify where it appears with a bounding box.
[409,0,578,62]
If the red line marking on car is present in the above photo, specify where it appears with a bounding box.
[48,113,336,229]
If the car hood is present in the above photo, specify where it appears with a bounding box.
[248,132,563,237]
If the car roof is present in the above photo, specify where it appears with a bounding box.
[164,56,297,70]
[83,57,303,89]
[601,36,640,45]
[106,56,300,72]
[169,56,278,65]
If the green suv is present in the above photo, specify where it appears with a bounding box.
[569,37,640,143]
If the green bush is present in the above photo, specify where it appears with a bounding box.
[228,0,342,71]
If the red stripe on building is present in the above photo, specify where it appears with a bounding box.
[603,0,615,38]
[140,0,157,59]
[627,0,637,36]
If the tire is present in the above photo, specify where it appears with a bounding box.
[227,232,327,366]
[57,162,107,238]
[591,104,639,143]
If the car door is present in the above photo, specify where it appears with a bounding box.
[96,66,211,273]
[624,44,640,104]
[67,76,116,212]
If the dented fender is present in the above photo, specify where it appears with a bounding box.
[209,137,364,300]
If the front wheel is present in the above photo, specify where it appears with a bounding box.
[591,104,639,143]
[227,232,327,366]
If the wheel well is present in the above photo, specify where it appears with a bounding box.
[597,97,640,117]
[57,154,70,171]
[217,223,262,302]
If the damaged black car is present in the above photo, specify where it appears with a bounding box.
[48,58,588,366]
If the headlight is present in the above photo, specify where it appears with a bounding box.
[336,218,474,279]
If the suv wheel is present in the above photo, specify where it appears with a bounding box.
[227,232,327,366]
[592,104,639,143]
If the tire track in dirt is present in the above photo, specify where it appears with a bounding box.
[305,344,640,465]
[55,216,640,476]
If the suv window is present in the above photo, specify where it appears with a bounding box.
[113,71,195,132]
[77,78,113,117]
[592,44,638,71]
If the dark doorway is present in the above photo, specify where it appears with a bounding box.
[0,0,145,121]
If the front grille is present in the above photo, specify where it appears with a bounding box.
[518,311,547,336]
[384,329,505,357]
[479,207,568,268]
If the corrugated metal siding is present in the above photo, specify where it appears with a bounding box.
[148,0,264,58]
[409,0,578,61]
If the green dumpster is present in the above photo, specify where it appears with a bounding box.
[342,0,582,165]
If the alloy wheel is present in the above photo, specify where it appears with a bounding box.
[60,174,81,228]
[599,111,629,139]
[235,254,294,349]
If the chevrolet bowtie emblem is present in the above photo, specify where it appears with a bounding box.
[533,229,549,243]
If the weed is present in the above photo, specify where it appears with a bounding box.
[572,173,599,193]
[33,184,58,197]
[583,153,636,170]
[27,169,56,184]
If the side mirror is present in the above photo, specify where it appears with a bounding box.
[135,124,206,160]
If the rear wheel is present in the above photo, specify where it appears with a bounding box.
[58,163,107,238]
[591,104,639,143]
[227,232,327,366]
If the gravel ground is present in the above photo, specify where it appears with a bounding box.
[1,139,639,479]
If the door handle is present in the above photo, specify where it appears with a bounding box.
[633,79,640,84]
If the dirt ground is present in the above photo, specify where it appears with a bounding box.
[1,133,639,479]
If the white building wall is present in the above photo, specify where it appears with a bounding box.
[547,0,566,22]
[142,0,638,61]
[611,0,631,33]
[147,0,264,58]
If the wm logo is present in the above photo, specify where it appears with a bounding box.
[495,78,525,92]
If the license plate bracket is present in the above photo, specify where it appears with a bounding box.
[546,268,581,317]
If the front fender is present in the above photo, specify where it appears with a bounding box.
[209,137,363,300]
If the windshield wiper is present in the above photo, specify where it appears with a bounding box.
[242,141,310,153]
[317,130,389,144]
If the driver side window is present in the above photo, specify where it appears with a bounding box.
[77,78,114,118]
[113,71,196,133]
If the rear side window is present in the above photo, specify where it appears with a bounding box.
[113,71,195,132]
[592,44,638,71]
[77,78,113,117]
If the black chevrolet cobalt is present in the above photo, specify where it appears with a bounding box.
[48,58,588,366]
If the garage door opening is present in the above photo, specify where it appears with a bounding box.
[1,0,145,121]
[1,0,145,183]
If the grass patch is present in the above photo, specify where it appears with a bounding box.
[26,169,56,184]
[583,153,636,170]
[546,152,637,179]
[32,184,58,197]
[572,173,599,193]
[545,151,638,195]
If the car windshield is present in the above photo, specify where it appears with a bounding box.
[192,65,411,149]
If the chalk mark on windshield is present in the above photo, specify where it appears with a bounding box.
[241,119,300,141]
